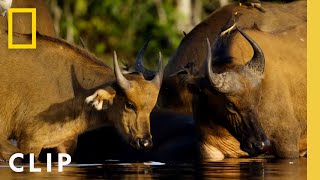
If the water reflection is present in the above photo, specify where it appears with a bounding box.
[0,158,306,179]
[199,158,306,179]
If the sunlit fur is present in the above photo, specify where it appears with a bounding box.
[160,1,306,159]
[0,32,160,160]
[0,0,56,36]
[106,74,160,148]
[199,62,268,156]
[229,28,306,157]
[200,124,248,161]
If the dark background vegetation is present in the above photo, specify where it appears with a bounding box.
[47,0,299,68]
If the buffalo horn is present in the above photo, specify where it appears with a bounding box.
[113,51,131,90]
[206,38,234,93]
[151,52,164,89]
[135,37,152,73]
[238,28,265,75]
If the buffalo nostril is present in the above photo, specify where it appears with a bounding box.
[138,138,153,149]
[254,140,271,153]
[261,139,271,152]
[255,142,264,151]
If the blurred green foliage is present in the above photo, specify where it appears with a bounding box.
[53,0,188,68]
[49,0,297,68]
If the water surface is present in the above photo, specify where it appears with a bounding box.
[0,158,306,179]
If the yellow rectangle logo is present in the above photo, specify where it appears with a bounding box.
[8,8,37,49]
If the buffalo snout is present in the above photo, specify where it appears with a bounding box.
[241,136,271,156]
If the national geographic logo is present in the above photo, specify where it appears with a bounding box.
[7,8,36,49]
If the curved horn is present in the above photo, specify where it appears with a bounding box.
[206,38,223,88]
[206,38,213,83]
[206,38,234,93]
[237,28,265,75]
[135,36,152,73]
[151,52,164,89]
[113,51,131,90]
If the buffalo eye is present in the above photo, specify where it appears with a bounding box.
[125,101,136,111]
[226,102,237,112]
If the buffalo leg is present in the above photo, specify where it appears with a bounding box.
[200,141,225,161]
[199,125,248,161]
[18,140,42,162]
[39,138,78,162]
[0,137,20,161]
[56,138,78,155]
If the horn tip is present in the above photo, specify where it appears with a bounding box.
[206,37,211,47]
[206,38,211,50]
[113,51,118,66]
[158,51,163,70]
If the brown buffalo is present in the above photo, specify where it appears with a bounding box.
[12,0,56,36]
[0,31,163,161]
[158,1,306,160]
[0,0,56,37]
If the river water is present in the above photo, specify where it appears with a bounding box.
[0,158,306,179]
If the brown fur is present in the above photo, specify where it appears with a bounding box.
[160,1,305,114]
[0,32,160,161]
[0,0,56,37]
[160,1,306,159]
[12,0,56,36]
[164,1,306,76]
[230,28,306,157]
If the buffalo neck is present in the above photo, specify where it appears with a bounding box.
[32,34,116,134]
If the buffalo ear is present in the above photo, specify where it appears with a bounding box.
[85,87,116,110]
[169,70,202,94]
[169,63,203,94]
